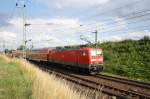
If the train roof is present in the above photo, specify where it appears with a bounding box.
[32,48,54,52]
[53,47,102,52]
[31,45,102,52]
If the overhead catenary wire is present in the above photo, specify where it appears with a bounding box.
[34,9,150,33]
[8,0,26,20]
[17,1,149,37]
[74,0,148,32]
[82,8,150,28]
[8,0,150,47]
[77,22,150,35]
[101,25,150,35]
[102,18,150,32]
[85,0,143,20]
[29,13,150,36]
[101,9,150,27]
[100,26,150,42]
[30,14,150,35]
[99,13,150,32]
[71,19,150,36]
[20,0,145,29]
[71,8,150,34]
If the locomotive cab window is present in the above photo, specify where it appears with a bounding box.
[96,50,103,56]
[82,51,86,56]
[91,50,102,56]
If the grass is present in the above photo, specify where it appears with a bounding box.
[13,58,87,99]
[1,55,104,99]
[0,55,32,99]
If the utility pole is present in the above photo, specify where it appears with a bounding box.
[92,30,98,48]
[16,1,26,58]
[31,40,34,50]
[23,4,26,58]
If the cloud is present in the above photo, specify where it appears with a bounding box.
[0,17,84,48]
[0,31,17,50]
[0,31,16,40]
[36,0,110,9]
[101,31,150,42]
[127,31,150,40]
[1,16,150,47]
[0,13,12,27]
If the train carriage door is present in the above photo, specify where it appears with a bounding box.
[47,50,50,61]
[76,50,80,66]
[78,50,88,66]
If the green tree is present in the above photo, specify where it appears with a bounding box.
[17,45,26,50]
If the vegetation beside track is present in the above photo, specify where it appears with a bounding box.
[0,55,87,99]
[98,36,150,82]
[0,55,32,99]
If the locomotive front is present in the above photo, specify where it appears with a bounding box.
[89,48,104,74]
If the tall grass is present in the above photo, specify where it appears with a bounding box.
[0,55,89,99]
[0,54,32,99]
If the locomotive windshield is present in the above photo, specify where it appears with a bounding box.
[90,50,102,56]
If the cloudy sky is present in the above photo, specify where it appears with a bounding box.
[0,0,150,50]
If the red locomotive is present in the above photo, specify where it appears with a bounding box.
[26,47,104,74]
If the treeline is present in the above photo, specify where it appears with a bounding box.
[98,36,150,82]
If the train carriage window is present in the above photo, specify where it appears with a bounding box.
[82,51,86,56]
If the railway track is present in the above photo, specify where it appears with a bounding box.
[31,61,150,99]
[95,74,150,98]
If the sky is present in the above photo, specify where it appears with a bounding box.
[0,0,150,50]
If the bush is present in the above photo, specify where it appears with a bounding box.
[97,38,150,82]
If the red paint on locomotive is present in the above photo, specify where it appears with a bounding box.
[26,47,104,74]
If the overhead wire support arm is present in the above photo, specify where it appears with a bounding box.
[80,35,93,45]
